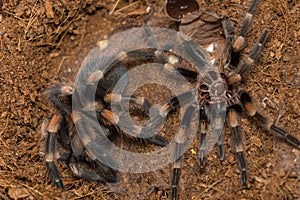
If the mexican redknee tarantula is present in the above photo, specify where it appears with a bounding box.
[41,0,300,199]
[42,50,169,189]
[159,0,300,199]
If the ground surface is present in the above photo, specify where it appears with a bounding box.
[0,0,299,199]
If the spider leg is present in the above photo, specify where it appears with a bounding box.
[44,114,65,189]
[104,93,151,114]
[99,107,169,147]
[158,90,196,117]
[114,90,196,147]
[228,0,260,69]
[227,104,248,187]
[228,29,268,85]
[68,114,119,183]
[154,49,199,82]
[204,101,227,163]
[71,110,119,169]
[125,46,199,82]
[46,86,73,116]
[87,66,151,115]
[198,105,209,171]
[94,48,158,78]
[216,126,225,161]
[140,26,204,82]
[69,154,119,183]
[171,104,197,200]
[221,18,235,68]
[236,29,268,76]
[239,90,300,149]
[85,65,169,147]
[233,0,260,52]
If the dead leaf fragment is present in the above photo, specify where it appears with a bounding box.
[8,187,30,199]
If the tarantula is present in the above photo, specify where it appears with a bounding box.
[41,50,169,189]
[156,0,300,199]
[41,0,299,198]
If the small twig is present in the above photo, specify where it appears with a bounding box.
[199,178,223,196]
[110,1,142,16]
[0,170,10,184]
[56,56,67,75]
[24,0,38,38]
[282,167,292,184]
[274,1,288,44]
[54,12,82,50]
[0,117,9,147]
[109,0,122,15]
[275,102,286,126]
[21,183,43,197]
[73,189,95,199]
[24,14,37,38]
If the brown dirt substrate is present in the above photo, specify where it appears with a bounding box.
[0,0,299,199]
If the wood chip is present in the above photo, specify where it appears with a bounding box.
[8,187,30,199]
[45,0,54,18]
